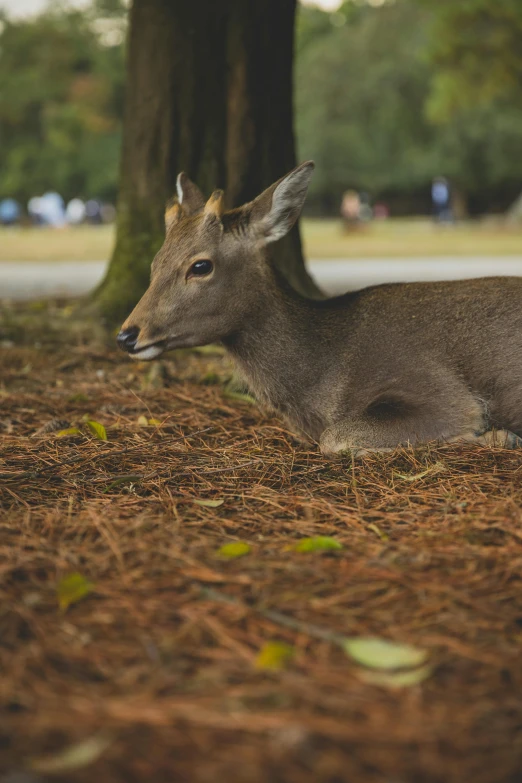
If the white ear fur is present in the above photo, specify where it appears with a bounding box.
[260,161,315,243]
[176,173,184,204]
[174,172,205,215]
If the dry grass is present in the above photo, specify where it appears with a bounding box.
[2,301,522,783]
[0,225,115,262]
[1,218,522,262]
[303,218,522,258]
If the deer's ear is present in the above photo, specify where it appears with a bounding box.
[250,161,315,244]
[165,202,182,231]
[176,172,205,215]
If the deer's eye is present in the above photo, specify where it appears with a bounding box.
[187,259,213,278]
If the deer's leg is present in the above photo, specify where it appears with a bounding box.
[451,430,522,449]
[320,421,522,458]
[320,386,485,458]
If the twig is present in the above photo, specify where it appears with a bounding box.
[201,586,345,646]
[164,459,262,481]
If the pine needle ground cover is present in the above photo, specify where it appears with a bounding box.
[1,301,522,783]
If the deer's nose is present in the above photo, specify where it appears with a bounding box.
[117,326,140,352]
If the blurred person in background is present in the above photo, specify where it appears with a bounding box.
[40,192,66,227]
[432,177,453,223]
[28,196,44,226]
[100,203,116,224]
[65,198,86,225]
[340,189,361,232]
[85,199,103,225]
[358,191,373,223]
[373,202,390,220]
[0,198,21,226]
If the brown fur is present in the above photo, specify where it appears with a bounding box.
[119,163,522,456]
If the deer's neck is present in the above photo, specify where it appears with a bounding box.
[222,268,327,437]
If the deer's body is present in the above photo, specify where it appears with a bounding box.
[117,162,522,455]
[225,271,522,451]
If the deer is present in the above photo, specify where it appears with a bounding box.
[117,161,522,456]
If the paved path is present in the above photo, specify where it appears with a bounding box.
[1,257,522,300]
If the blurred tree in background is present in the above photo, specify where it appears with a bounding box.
[423,0,522,118]
[0,0,521,219]
[421,0,522,219]
[0,1,126,204]
[296,0,522,215]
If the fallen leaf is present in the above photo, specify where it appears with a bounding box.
[367,523,389,541]
[194,499,224,508]
[255,641,294,670]
[57,572,94,612]
[223,390,256,405]
[294,536,342,553]
[67,393,89,403]
[56,427,82,438]
[191,344,226,356]
[201,371,220,385]
[30,734,112,773]
[148,418,162,426]
[104,474,143,491]
[217,541,251,559]
[85,420,107,441]
[357,664,433,688]
[342,637,428,670]
[137,415,149,426]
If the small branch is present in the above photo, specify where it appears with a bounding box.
[164,459,262,481]
[201,587,345,646]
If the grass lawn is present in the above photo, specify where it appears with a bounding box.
[2,302,522,782]
[1,218,522,262]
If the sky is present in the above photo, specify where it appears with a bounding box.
[0,0,87,15]
[0,0,342,18]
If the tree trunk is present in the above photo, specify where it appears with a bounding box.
[94,0,319,324]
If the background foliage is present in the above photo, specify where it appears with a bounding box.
[0,0,521,214]
[0,0,125,204]
[296,0,522,214]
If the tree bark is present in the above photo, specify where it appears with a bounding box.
[94,0,319,324]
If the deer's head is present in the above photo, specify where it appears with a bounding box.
[117,161,314,359]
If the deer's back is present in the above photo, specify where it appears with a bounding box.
[312,276,522,411]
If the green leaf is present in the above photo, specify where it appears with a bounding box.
[223,390,256,405]
[294,536,343,553]
[367,523,389,541]
[57,572,94,612]
[217,541,251,559]
[357,664,433,688]
[194,499,224,508]
[103,474,143,492]
[67,393,89,403]
[255,641,294,671]
[342,637,428,670]
[201,371,220,385]
[30,734,112,773]
[85,420,107,441]
[137,415,161,427]
[191,344,226,356]
[56,427,82,438]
